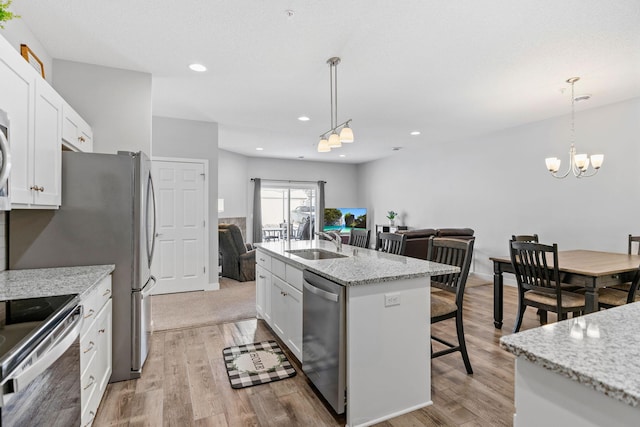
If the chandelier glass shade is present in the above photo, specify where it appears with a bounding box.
[545,77,603,178]
[317,57,354,152]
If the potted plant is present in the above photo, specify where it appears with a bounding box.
[0,0,19,29]
[386,210,398,226]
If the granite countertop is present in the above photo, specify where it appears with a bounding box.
[500,302,640,407]
[255,239,458,286]
[0,265,115,301]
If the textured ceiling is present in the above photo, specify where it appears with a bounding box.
[12,0,640,163]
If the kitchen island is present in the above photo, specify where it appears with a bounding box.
[255,239,458,427]
[500,303,640,427]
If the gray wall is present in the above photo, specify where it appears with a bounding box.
[358,97,640,279]
[53,59,152,155]
[218,150,360,242]
[152,116,219,283]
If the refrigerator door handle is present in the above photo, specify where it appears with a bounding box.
[146,172,157,267]
[142,275,158,297]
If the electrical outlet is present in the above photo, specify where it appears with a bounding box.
[384,293,400,307]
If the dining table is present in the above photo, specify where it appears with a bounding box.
[490,250,640,329]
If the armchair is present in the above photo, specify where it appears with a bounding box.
[218,224,256,282]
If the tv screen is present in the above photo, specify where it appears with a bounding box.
[323,208,367,233]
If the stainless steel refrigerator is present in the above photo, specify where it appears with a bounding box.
[8,151,157,383]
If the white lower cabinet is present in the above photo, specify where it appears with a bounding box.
[256,264,272,323]
[270,276,302,360]
[80,275,113,427]
[256,251,303,361]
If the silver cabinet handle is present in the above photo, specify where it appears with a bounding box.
[83,341,95,354]
[83,411,96,427]
[98,328,106,334]
[102,289,111,297]
[84,309,95,319]
[29,185,44,192]
[83,375,95,390]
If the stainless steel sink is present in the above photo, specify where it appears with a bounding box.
[286,249,348,260]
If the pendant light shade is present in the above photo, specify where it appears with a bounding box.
[339,122,354,143]
[328,132,342,148]
[317,138,331,152]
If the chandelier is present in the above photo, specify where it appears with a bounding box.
[545,77,603,178]
[317,57,354,152]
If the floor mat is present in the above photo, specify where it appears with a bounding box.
[222,340,297,389]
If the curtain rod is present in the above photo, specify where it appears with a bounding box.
[251,178,326,184]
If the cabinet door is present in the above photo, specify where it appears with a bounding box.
[285,284,303,360]
[32,79,62,207]
[256,264,270,320]
[0,41,35,205]
[62,101,93,152]
[270,275,287,340]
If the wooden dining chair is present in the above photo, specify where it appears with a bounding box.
[597,267,640,309]
[512,234,539,242]
[376,232,406,255]
[510,241,585,333]
[428,237,475,374]
[608,235,640,293]
[348,229,371,248]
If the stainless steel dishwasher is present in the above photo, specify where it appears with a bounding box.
[302,270,346,414]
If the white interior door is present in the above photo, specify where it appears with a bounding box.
[151,159,207,294]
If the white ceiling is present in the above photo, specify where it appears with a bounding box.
[12,0,640,164]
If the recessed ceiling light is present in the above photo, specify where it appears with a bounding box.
[392,147,403,151]
[410,131,421,136]
[189,63,207,72]
[298,116,310,121]
[339,154,346,158]
[298,156,305,159]
[256,147,264,151]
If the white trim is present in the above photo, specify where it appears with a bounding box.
[346,401,433,427]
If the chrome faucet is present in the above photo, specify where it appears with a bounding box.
[314,231,343,252]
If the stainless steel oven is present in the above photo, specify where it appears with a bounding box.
[0,295,82,426]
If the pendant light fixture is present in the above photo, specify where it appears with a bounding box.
[317,57,354,152]
[545,77,603,178]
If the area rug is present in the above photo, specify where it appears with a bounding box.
[222,341,296,389]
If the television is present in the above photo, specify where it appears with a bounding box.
[323,208,367,233]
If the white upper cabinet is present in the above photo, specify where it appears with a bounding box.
[0,37,36,205]
[0,34,93,208]
[62,101,93,152]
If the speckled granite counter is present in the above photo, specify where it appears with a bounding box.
[255,239,458,286]
[0,265,115,300]
[500,302,640,408]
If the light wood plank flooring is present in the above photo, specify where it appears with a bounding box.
[94,282,549,426]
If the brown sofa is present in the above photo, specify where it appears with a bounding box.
[396,228,475,260]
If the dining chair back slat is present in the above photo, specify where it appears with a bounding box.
[629,235,640,255]
[348,229,371,248]
[376,232,406,255]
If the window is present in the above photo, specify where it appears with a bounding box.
[261,182,317,242]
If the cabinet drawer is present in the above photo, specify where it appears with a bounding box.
[81,299,112,427]
[285,265,303,292]
[256,250,272,270]
[81,276,112,338]
[271,258,286,280]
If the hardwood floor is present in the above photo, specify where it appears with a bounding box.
[94,283,549,426]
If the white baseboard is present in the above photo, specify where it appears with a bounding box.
[207,281,220,291]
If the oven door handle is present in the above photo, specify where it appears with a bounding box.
[9,306,83,393]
